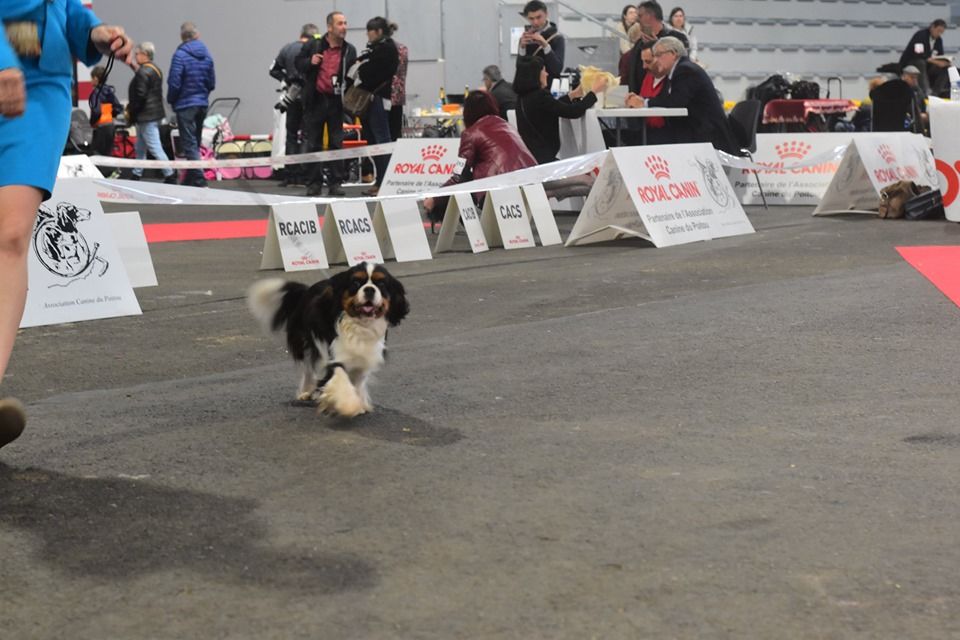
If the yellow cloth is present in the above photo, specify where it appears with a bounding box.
[578,65,618,91]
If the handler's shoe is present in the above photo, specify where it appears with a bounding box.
[0,398,26,450]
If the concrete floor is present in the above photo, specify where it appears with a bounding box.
[1,184,959,639]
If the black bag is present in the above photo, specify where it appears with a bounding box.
[342,85,376,119]
[747,74,790,106]
[790,80,820,100]
[904,188,946,220]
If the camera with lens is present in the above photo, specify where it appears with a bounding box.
[275,81,302,113]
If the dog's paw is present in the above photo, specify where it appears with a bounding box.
[296,391,315,402]
[316,368,365,418]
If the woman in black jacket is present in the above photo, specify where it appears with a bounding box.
[513,56,608,164]
[357,17,399,195]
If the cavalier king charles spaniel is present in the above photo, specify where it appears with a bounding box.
[247,262,409,418]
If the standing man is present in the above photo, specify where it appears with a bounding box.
[271,23,319,186]
[627,0,689,94]
[643,36,738,155]
[168,22,215,188]
[518,1,565,85]
[127,42,177,184]
[296,11,357,197]
[482,65,517,119]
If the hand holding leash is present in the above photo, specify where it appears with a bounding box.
[0,68,25,117]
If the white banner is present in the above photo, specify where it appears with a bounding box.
[435,192,488,254]
[567,144,754,248]
[372,198,433,263]
[814,133,938,215]
[21,179,141,328]
[59,155,104,179]
[928,99,960,222]
[106,211,158,288]
[321,201,383,266]
[727,133,851,206]
[260,203,328,271]
[521,183,562,246]
[378,139,462,196]
[480,187,536,250]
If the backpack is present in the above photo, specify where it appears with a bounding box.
[790,80,820,100]
[747,74,790,107]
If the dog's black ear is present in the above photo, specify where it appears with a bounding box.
[385,276,409,326]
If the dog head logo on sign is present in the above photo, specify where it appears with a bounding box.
[694,158,731,208]
[32,202,109,286]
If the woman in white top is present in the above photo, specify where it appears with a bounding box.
[669,6,698,63]
[614,5,638,56]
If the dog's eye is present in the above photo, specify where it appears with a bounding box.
[348,281,362,293]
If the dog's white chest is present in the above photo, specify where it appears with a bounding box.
[332,316,387,372]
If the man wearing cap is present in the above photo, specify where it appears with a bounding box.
[901,65,929,134]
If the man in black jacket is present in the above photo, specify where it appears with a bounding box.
[127,42,176,183]
[271,23,319,186]
[482,65,517,119]
[518,1,565,86]
[900,19,950,98]
[644,36,739,155]
[627,1,689,94]
[295,11,357,197]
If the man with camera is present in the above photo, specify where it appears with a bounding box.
[271,24,319,187]
[518,1,565,85]
[295,12,357,197]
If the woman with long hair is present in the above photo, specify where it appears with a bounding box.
[668,6,698,62]
[356,16,399,197]
[0,0,132,449]
[615,5,638,55]
[512,55,608,164]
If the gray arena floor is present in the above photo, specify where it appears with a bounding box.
[2,185,959,639]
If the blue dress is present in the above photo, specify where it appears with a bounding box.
[0,0,101,199]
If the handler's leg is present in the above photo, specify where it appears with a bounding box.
[0,185,42,448]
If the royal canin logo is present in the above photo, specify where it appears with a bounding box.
[644,155,671,180]
[421,145,447,162]
[775,141,812,160]
[878,144,897,165]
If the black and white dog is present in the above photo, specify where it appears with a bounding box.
[247,262,409,417]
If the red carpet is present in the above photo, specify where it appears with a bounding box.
[143,220,269,243]
[897,246,960,308]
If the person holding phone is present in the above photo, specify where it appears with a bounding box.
[0,0,133,450]
[518,1,565,85]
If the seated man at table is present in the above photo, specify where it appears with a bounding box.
[622,42,670,145]
[642,36,739,154]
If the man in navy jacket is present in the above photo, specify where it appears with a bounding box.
[900,19,950,98]
[168,21,216,187]
[644,36,739,155]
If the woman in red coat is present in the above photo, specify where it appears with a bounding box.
[424,90,536,223]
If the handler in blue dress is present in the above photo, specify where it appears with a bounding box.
[0,0,132,449]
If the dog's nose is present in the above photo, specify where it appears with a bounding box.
[362,286,377,300]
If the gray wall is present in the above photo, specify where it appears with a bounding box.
[92,0,505,134]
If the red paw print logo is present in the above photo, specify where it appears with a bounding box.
[775,141,811,160]
[878,144,897,165]
[644,155,671,180]
[421,144,447,161]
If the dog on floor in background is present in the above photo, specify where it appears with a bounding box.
[247,262,409,418]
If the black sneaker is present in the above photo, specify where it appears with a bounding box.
[163,174,178,185]
[328,184,346,197]
[129,174,142,181]
[0,398,26,450]
[306,183,323,197]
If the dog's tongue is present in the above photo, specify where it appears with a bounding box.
[360,303,376,315]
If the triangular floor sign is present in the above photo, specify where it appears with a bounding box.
[260,203,328,271]
[372,197,432,262]
[479,187,536,250]
[434,192,489,254]
[321,200,383,265]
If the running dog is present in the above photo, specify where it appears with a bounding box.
[247,262,409,417]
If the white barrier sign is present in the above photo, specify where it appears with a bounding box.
[815,133,938,215]
[21,179,141,328]
[321,201,383,266]
[58,155,104,179]
[728,133,851,205]
[106,211,157,288]
[566,144,754,248]
[521,183,562,246]
[260,203,328,271]
[928,100,960,222]
[372,197,432,262]
[435,192,489,254]
[378,139,461,196]
[480,187,536,250]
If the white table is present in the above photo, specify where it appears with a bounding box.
[594,107,689,146]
